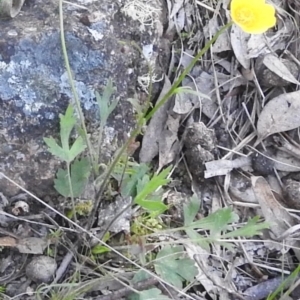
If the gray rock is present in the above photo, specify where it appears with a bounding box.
[26,255,57,283]
[0,0,169,197]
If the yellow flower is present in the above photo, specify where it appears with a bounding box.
[230,0,276,34]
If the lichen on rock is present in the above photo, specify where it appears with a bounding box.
[0,0,170,197]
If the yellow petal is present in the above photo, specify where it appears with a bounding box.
[230,0,276,34]
[243,4,276,34]
[231,0,264,12]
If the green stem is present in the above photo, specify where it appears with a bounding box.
[87,22,233,229]
[66,161,78,223]
[58,0,96,172]
[145,21,233,121]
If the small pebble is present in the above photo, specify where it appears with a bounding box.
[283,178,300,210]
[26,256,57,283]
[251,152,274,175]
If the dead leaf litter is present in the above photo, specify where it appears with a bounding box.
[140,0,300,298]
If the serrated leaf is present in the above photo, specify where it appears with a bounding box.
[177,258,198,281]
[54,158,91,197]
[135,198,168,213]
[132,270,152,284]
[59,105,76,150]
[134,167,171,206]
[133,167,171,213]
[136,174,150,195]
[54,169,69,197]
[96,79,118,125]
[187,208,239,237]
[156,245,183,260]
[155,264,182,289]
[44,105,86,163]
[184,194,200,226]
[154,245,197,289]
[43,137,67,161]
[121,163,149,197]
[68,136,86,162]
[223,216,269,238]
[185,228,210,252]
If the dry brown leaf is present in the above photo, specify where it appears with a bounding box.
[158,130,178,170]
[257,91,300,139]
[186,244,216,294]
[251,176,300,260]
[0,236,47,254]
[247,19,293,59]
[262,54,300,85]
[158,114,180,171]
[173,73,218,118]
[180,50,194,68]
[169,0,184,19]
[230,24,250,69]
[203,18,231,53]
[251,176,294,238]
[205,156,251,178]
[175,7,185,31]
[273,150,300,172]
[173,90,194,115]
[16,237,48,254]
[0,236,17,247]
[139,76,172,163]
[229,173,257,204]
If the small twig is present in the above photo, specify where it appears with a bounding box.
[95,277,159,300]
[273,135,300,159]
[54,249,75,283]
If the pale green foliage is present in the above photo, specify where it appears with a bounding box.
[113,162,170,213]
[91,232,110,255]
[183,195,269,250]
[54,157,90,197]
[44,105,91,198]
[129,270,171,300]
[96,79,118,127]
[44,105,86,163]
[223,216,270,238]
[154,245,197,289]
[134,166,171,213]
[113,161,149,197]
[44,80,119,198]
